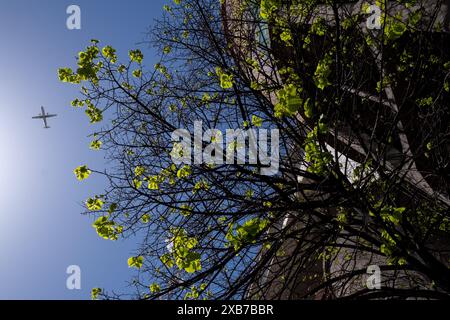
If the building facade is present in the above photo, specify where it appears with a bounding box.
[222,0,450,299]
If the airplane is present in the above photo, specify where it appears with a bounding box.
[32,106,57,129]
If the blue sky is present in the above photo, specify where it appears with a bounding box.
[0,0,166,299]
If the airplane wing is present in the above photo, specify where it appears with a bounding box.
[32,115,45,119]
[46,114,57,118]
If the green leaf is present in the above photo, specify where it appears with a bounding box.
[133,179,143,189]
[92,216,122,240]
[71,98,85,108]
[128,256,144,269]
[90,140,102,150]
[91,288,102,300]
[303,98,313,118]
[101,45,117,63]
[177,165,192,179]
[417,97,433,107]
[58,67,80,84]
[147,176,160,190]
[314,55,332,90]
[215,67,233,89]
[141,214,150,223]
[132,69,142,78]
[260,0,280,20]
[134,166,145,177]
[192,180,210,194]
[117,64,126,73]
[166,228,202,273]
[179,204,193,217]
[129,49,144,64]
[274,83,302,118]
[160,253,174,268]
[304,122,333,176]
[226,218,269,251]
[185,257,202,273]
[108,203,117,214]
[85,104,103,123]
[386,19,407,41]
[280,30,292,45]
[150,283,161,293]
[74,165,92,181]
[251,115,263,127]
[86,196,104,211]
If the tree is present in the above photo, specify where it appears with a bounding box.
[59,0,450,300]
